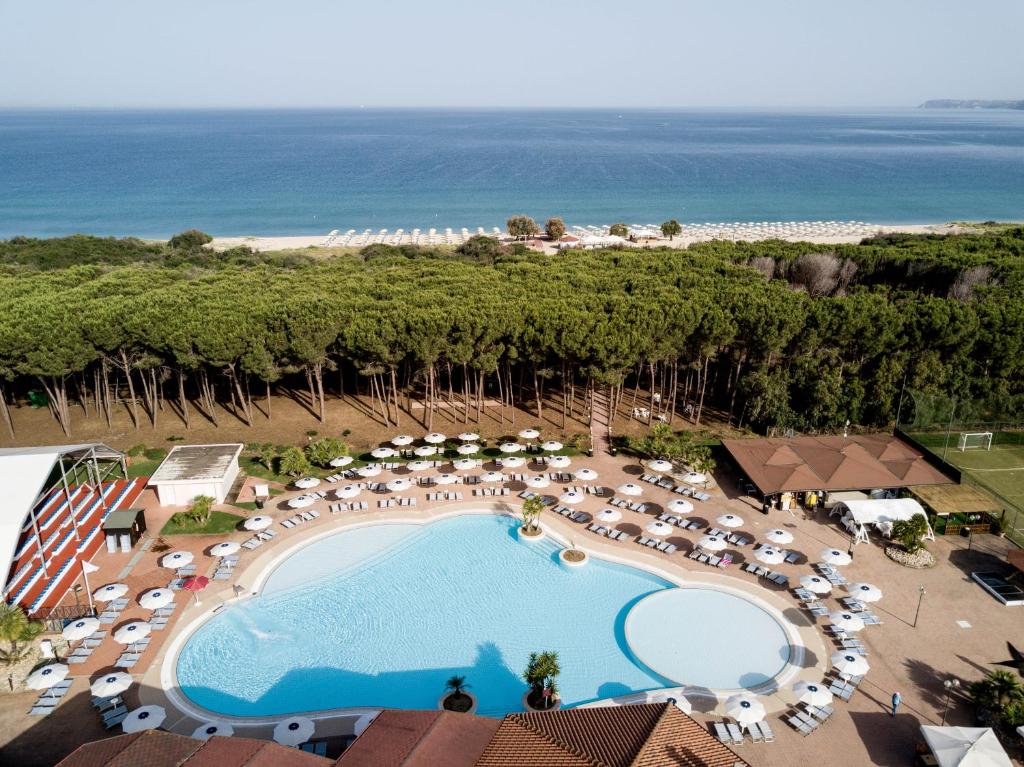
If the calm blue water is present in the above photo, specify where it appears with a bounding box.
[175,514,791,717]
[1,108,1023,238]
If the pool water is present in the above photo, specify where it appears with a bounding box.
[175,514,790,717]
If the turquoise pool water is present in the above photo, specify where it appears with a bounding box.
[175,514,791,717]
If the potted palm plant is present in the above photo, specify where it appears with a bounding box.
[518,496,546,540]
[522,651,561,711]
[439,674,477,713]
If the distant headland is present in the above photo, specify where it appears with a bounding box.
[920,99,1024,110]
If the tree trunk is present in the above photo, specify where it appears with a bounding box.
[534,370,543,420]
[696,355,709,426]
[77,374,90,417]
[496,367,505,429]
[265,379,272,421]
[506,364,515,424]
[314,364,325,423]
[100,360,113,427]
[39,376,71,436]
[668,362,678,425]
[0,384,14,438]
[727,355,745,425]
[462,363,470,423]
[177,370,191,428]
[390,368,401,428]
[476,370,484,424]
[647,362,656,424]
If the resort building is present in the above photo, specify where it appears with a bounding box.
[147,444,243,506]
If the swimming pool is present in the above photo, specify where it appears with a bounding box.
[175,513,793,717]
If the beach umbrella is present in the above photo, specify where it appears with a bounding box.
[831,651,870,676]
[26,663,69,690]
[518,428,540,440]
[480,471,505,483]
[457,443,480,455]
[93,583,128,602]
[161,551,193,569]
[122,705,166,733]
[243,516,273,531]
[91,671,133,698]
[424,432,446,444]
[139,589,174,610]
[646,459,674,473]
[192,721,234,740]
[617,483,643,497]
[413,446,437,457]
[717,514,744,528]
[294,476,320,489]
[525,475,550,489]
[847,583,883,603]
[574,468,599,481]
[698,534,727,552]
[793,681,833,707]
[755,546,786,566]
[548,455,572,469]
[434,473,458,485]
[274,716,315,746]
[682,472,707,485]
[725,694,765,727]
[209,541,240,557]
[500,456,526,469]
[766,528,794,545]
[329,455,353,468]
[113,621,151,645]
[406,460,432,472]
[457,432,480,442]
[597,508,622,523]
[666,499,693,515]
[287,495,315,509]
[183,576,210,604]
[541,440,563,452]
[353,713,377,736]
[821,548,853,567]
[499,442,523,454]
[560,491,585,505]
[357,464,383,477]
[646,520,674,537]
[829,611,865,633]
[390,434,414,446]
[452,458,477,471]
[800,575,832,595]
[386,478,413,492]
[371,447,396,459]
[62,616,100,641]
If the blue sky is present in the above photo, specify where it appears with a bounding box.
[2,0,1022,108]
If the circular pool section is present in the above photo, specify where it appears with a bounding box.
[625,589,790,690]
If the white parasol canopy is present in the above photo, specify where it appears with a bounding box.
[93,583,129,602]
[526,475,550,489]
[294,476,320,489]
[210,541,240,557]
[113,621,151,645]
[406,460,432,471]
[287,495,316,509]
[386,478,413,492]
[390,434,414,446]
[274,716,315,746]
[755,546,786,565]
[666,498,693,514]
[62,616,100,641]
[122,705,166,733]
[518,428,541,440]
[423,432,447,444]
[457,432,480,442]
[646,520,674,537]
[541,441,563,452]
[646,459,674,473]
[499,442,523,454]
[456,443,480,455]
[547,455,572,469]
[574,468,599,481]
[682,471,707,484]
[480,471,505,483]
[725,694,766,726]
[161,551,193,569]
[559,491,585,505]
[793,680,834,707]
[698,534,727,551]
[821,548,853,566]
[192,721,234,740]
[831,651,870,676]
[829,611,865,633]
[617,483,643,497]
[337,484,362,499]
[357,464,383,477]
[329,455,353,467]
[847,582,883,602]
[413,446,437,457]
[452,458,477,471]
[139,589,174,610]
[716,514,744,528]
[244,515,273,530]
[597,508,622,523]
[90,671,133,698]
[371,447,396,459]
[26,663,69,690]
[920,726,1013,767]
[500,456,526,468]
[766,528,794,545]
[434,473,458,485]
[800,575,833,594]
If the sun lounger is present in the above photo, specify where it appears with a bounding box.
[783,551,800,564]
[29,703,56,716]
[717,554,733,567]
[103,709,128,729]
[67,647,92,663]
[805,601,828,617]
[713,722,730,743]
[755,720,775,742]
[748,722,763,742]
[805,704,833,722]
[726,723,744,744]
[656,541,677,554]
[829,681,854,701]
[768,572,789,586]
[787,715,815,736]
[93,695,122,711]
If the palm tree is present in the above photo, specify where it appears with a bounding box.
[445,674,469,699]
[522,496,545,533]
[0,603,43,673]
[524,651,561,709]
[971,670,1024,711]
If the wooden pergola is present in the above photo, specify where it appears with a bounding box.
[910,483,1002,516]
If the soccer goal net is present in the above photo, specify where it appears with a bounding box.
[958,432,993,451]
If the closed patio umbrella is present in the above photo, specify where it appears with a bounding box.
[424,432,446,444]
[274,716,315,746]
[93,583,128,602]
[560,491,585,505]
[518,428,541,440]
[800,575,832,594]
[113,621,151,645]
[829,611,865,633]
[390,435,414,446]
[725,694,765,727]
[766,528,794,545]
[371,447,396,459]
[62,616,100,641]
[192,721,234,740]
[161,551,193,569]
[755,546,786,565]
[329,455,353,467]
[26,663,69,690]
[646,521,674,537]
[616,483,643,497]
[294,476,320,489]
[244,515,272,531]
[548,455,572,469]
[646,460,674,473]
[793,680,834,707]
[480,471,505,483]
[457,443,480,455]
[821,548,853,567]
[453,458,477,471]
[541,440,563,452]
[847,582,883,602]
[122,705,166,733]
[597,508,622,523]
[357,464,383,477]
[698,534,727,551]
[210,541,240,557]
[499,442,523,454]
[666,499,693,514]
[139,589,174,610]
[500,456,526,468]
[716,514,744,528]
[90,671,133,698]
[525,475,550,489]
[574,468,599,481]
[386,478,413,492]
[457,432,480,442]
[413,446,437,457]
[831,651,870,676]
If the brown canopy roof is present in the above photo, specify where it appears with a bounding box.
[336,710,500,767]
[722,433,952,495]
[910,484,1003,516]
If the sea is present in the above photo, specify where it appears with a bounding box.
[0,108,1022,239]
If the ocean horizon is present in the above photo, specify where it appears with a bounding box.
[1,107,1023,239]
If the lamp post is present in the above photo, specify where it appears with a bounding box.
[913,585,927,628]
[941,679,960,725]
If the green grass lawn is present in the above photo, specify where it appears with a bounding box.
[160,510,245,536]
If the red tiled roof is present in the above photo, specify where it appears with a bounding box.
[335,710,500,767]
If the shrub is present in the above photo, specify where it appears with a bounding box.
[305,437,348,467]
[168,229,213,251]
[278,446,312,477]
[892,513,930,554]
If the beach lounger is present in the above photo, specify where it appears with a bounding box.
[787,715,814,736]
[748,723,763,743]
[755,720,774,742]
[67,647,92,663]
[93,695,122,711]
[656,541,677,553]
[281,518,296,528]
[768,573,789,587]
[103,710,128,729]
[717,554,733,567]
[726,723,744,744]
[29,703,56,716]
[829,681,854,701]
[713,722,730,743]
[806,704,833,722]
[708,556,721,567]
[689,550,701,560]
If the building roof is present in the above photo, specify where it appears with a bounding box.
[102,508,144,531]
[475,703,748,767]
[336,710,500,767]
[721,433,952,495]
[56,731,330,767]
[149,444,243,484]
[910,483,1003,516]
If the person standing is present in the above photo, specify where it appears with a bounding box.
[891,691,902,717]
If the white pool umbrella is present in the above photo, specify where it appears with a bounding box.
[391,434,414,446]
[698,534,727,551]
[457,443,480,455]
[766,528,794,545]
[122,705,166,733]
[371,447,396,459]
[457,432,480,442]
[244,515,273,530]
[424,432,446,444]
[821,548,853,567]
[525,475,550,489]
[725,694,765,726]
[91,671,133,698]
[113,621,151,645]
[287,495,315,509]
[617,483,643,497]
[294,476,320,489]
[717,514,744,528]
[209,541,240,557]
[541,440,563,452]
[682,472,707,484]
[666,499,693,514]
[829,611,865,632]
[139,589,174,610]
[597,508,622,523]
[646,459,674,473]
[548,455,572,469]
[329,455,353,467]
[161,551,193,569]
[414,446,437,457]
[793,680,834,707]
[500,456,526,468]
[453,458,477,471]
[192,721,234,740]
[62,616,100,641]
[406,460,432,471]
[26,663,69,690]
[274,716,315,746]
[831,651,870,676]
[357,464,383,477]
[574,468,599,481]
[386,478,413,492]
[847,583,883,602]
[518,428,540,440]
[480,471,505,483]
[93,583,129,602]
[800,575,832,594]
[353,713,377,736]
[435,473,458,485]
[560,491,585,505]
[755,546,786,565]
[646,520,674,537]
[499,442,523,454]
